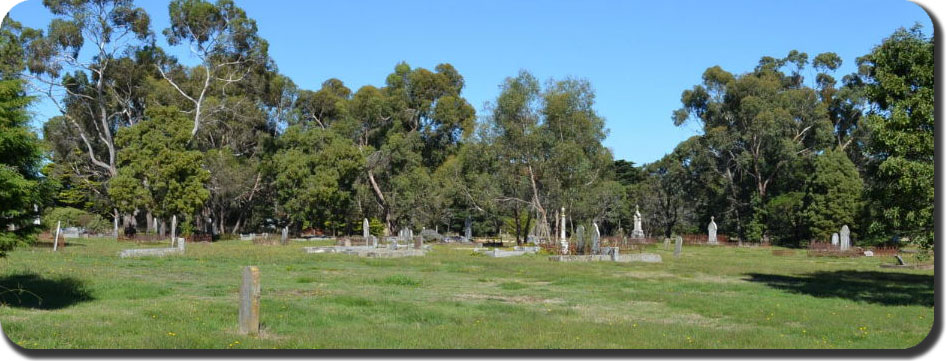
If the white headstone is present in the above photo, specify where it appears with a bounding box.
[591,222,601,255]
[631,205,645,239]
[707,216,718,245]
[831,233,839,246]
[559,207,568,254]
[839,225,851,250]
[363,218,370,244]
[170,215,177,247]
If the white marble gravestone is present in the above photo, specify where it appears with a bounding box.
[707,216,718,245]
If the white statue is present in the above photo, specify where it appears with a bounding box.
[631,205,645,239]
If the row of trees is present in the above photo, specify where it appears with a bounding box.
[0,0,934,255]
[631,24,933,247]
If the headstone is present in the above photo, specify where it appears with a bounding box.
[344,239,351,247]
[839,225,851,251]
[53,220,62,252]
[280,226,288,245]
[831,233,839,246]
[863,250,874,257]
[414,235,422,250]
[591,222,601,255]
[559,207,568,255]
[575,225,585,255]
[464,216,472,241]
[895,255,906,265]
[631,205,645,239]
[170,215,177,247]
[674,236,683,258]
[371,235,378,248]
[176,237,186,251]
[238,266,261,335]
[707,216,718,245]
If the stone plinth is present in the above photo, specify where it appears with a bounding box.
[548,253,662,263]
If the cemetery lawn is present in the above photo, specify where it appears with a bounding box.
[0,239,934,349]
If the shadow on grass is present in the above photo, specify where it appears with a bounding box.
[0,273,93,310]
[743,271,933,307]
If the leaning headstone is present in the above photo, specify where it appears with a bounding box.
[895,255,906,265]
[238,266,261,335]
[591,222,601,255]
[575,225,585,255]
[707,216,718,245]
[674,236,683,258]
[280,226,288,245]
[839,225,851,251]
[831,233,839,246]
[53,220,62,252]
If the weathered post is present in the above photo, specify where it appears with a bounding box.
[53,220,62,252]
[170,215,177,247]
[239,266,261,335]
[559,207,568,254]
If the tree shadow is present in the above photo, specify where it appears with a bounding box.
[0,273,94,310]
[743,271,933,307]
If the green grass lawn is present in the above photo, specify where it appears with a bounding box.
[0,238,934,349]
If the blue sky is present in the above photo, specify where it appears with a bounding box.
[4,0,933,165]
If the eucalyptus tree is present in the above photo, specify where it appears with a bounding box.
[158,0,271,140]
[672,52,833,241]
[350,62,475,234]
[19,0,153,234]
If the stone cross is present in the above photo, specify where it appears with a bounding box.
[53,220,61,252]
[575,225,585,255]
[591,222,601,255]
[831,233,839,246]
[839,225,851,250]
[238,266,261,335]
[707,216,718,245]
[674,235,683,258]
[559,207,568,254]
[464,216,472,241]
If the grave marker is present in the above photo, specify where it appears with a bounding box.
[707,216,718,245]
[674,236,683,258]
[238,266,261,335]
[631,205,645,239]
[592,222,601,255]
[839,225,851,250]
[575,225,585,255]
[831,233,839,246]
[363,218,370,245]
